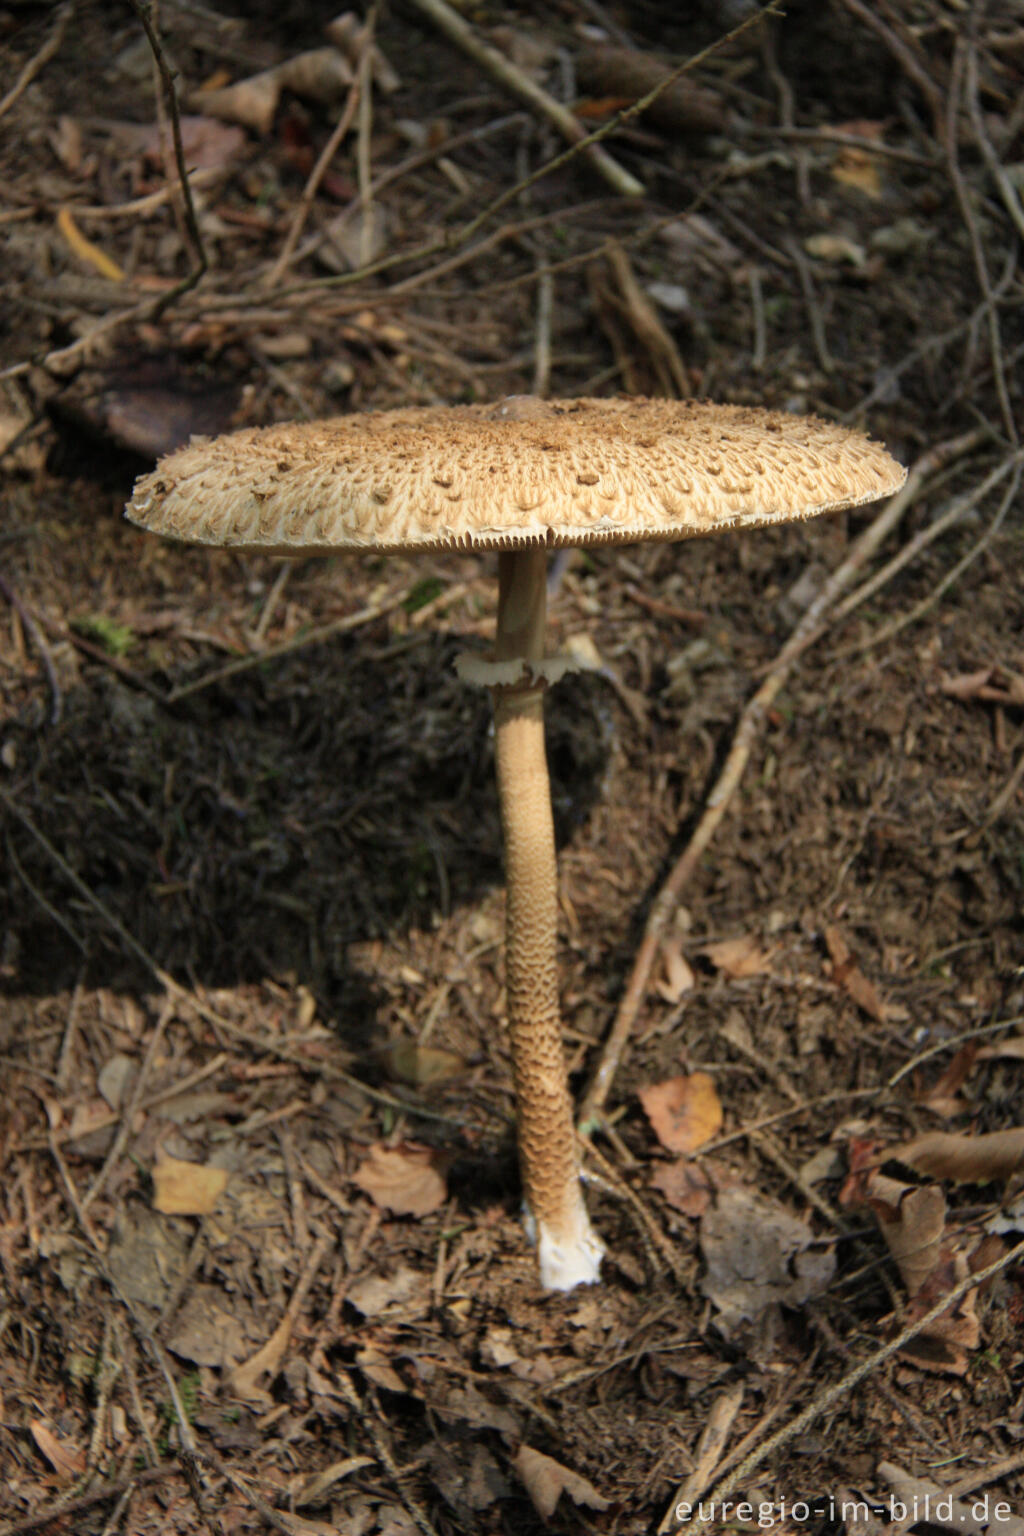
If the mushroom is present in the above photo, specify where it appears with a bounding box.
[126,396,905,1291]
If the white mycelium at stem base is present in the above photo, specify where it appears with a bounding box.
[490,547,603,1291]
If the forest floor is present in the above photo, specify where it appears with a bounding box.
[1,1,1023,1533]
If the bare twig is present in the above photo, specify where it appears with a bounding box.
[356,6,378,269]
[0,2,74,122]
[945,41,1017,445]
[265,70,362,286]
[577,430,983,1128]
[673,1235,1024,1532]
[125,0,208,314]
[532,262,554,397]
[784,235,833,374]
[846,460,1021,655]
[0,572,62,724]
[403,0,644,197]
[834,0,945,143]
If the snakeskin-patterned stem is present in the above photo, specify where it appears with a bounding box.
[492,548,603,1290]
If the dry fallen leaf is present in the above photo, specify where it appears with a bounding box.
[824,925,887,1021]
[915,1043,978,1119]
[830,119,885,198]
[868,1175,946,1296]
[352,1143,447,1217]
[30,1420,86,1480]
[514,1445,610,1520]
[704,933,771,979]
[977,1035,1024,1062]
[700,1186,836,1335]
[384,1041,466,1087]
[346,1266,428,1320]
[650,1157,714,1217]
[152,1155,229,1216]
[194,48,354,134]
[896,1128,1024,1184]
[639,1072,723,1154]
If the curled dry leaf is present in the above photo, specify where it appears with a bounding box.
[867,1175,946,1296]
[152,1155,229,1216]
[514,1445,610,1521]
[704,933,771,979]
[639,1072,723,1154]
[352,1142,447,1217]
[896,1128,1024,1184]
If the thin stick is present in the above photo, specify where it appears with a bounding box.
[125,0,208,314]
[532,262,554,397]
[356,7,378,269]
[0,2,74,121]
[0,572,62,724]
[265,75,362,287]
[404,0,644,197]
[577,430,982,1128]
[847,463,1021,655]
[671,1235,1024,1532]
[945,41,1017,445]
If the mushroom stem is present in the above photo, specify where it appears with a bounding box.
[491,548,603,1290]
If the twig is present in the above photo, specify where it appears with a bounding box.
[657,1384,745,1534]
[0,572,62,724]
[265,73,362,287]
[532,262,554,398]
[356,6,378,269]
[966,44,1024,244]
[0,2,74,122]
[0,1466,174,1536]
[784,234,833,374]
[80,994,176,1214]
[125,0,208,314]
[0,788,501,1133]
[748,264,766,371]
[946,41,1017,444]
[165,591,407,702]
[675,1234,1024,1532]
[333,1372,441,1536]
[846,461,1021,655]
[403,0,644,197]
[830,449,1021,629]
[577,430,982,1128]
[834,0,945,143]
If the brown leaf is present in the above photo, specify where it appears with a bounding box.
[915,1043,978,1119]
[639,1073,723,1154]
[704,933,771,978]
[352,1143,447,1217]
[896,1129,1024,1184]
[651,1158,713,1217]
[152,1155,229,1216]
[30,1420,86,1480]
[824,925,887,1021]
[869,1178,947,1296]
[514,1445,610,1520]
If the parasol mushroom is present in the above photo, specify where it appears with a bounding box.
[126,395,905,1291]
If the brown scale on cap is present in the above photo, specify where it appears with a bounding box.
[126,396,906,1292]
[127,398,903,556]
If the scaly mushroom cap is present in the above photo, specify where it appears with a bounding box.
[126,397,906,554]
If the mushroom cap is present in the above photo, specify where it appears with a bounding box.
[126,397,906,555]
